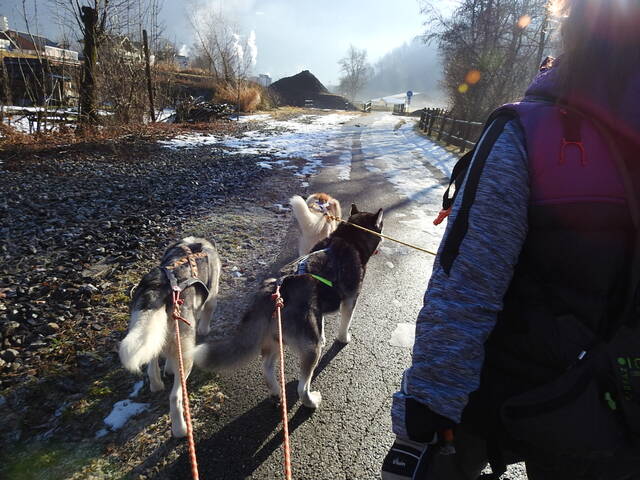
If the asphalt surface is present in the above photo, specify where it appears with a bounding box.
[159,112,527,480]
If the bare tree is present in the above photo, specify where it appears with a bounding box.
[52,0,166,126]
[338,45,372,101]
[421,0,561,121]
[188,6,249,83]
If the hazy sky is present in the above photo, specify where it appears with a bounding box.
[0,0,458,85]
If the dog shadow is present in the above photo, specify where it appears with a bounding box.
[145,341,347,479]
[144,380,306,479]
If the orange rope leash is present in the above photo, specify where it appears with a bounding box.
[271,285,293,480]
[172,290,200,480]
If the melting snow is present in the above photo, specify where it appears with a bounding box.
[160,112,359,183]
[390,323,416,348]
[102,399,150,431]
[360,115,457,203]
[129,380,144,398]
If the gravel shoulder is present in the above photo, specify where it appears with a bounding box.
[0,117,311,479]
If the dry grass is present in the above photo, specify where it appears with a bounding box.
[213,81,264,112]
[0,120,242,162]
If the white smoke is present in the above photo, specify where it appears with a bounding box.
[178,44,189,57]
[247,30,257,66]
[232,33,244,62]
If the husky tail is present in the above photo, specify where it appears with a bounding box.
[194,280,274,371]
[290,195,324,235]
[119,305,168,373]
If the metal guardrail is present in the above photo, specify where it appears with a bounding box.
[418,107,483,154]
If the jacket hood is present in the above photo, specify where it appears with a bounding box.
[524,59,640,144]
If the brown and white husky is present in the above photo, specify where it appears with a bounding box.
[290,193,342,255]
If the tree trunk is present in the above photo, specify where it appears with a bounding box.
[142,30,156,122]
[80,6,100,129]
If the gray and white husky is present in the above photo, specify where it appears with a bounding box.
[194,205,383,409]
[119,237,221,437]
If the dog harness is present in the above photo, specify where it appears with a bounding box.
[162,245,210,297]
[295,248,334,287]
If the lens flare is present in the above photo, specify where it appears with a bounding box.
[465,70,481,85]
[517,14,532,28]
[458,83,469,94]
[548,0,570,18]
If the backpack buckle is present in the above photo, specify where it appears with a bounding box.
[560,138,587,166]
[433,207,452,226]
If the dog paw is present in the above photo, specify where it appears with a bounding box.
[302,390,322,409]
[171,420,188,438]
[337,331,351,344]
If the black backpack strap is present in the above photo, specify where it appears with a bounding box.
[440,109,519,275]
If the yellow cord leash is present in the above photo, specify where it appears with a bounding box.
[325,215,438,257]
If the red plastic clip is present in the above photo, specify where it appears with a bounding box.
[433,207,452,226]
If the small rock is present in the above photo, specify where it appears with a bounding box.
[2,321,20,336]
[0,358,6,369]
[44,322,60,334]
[83,284,99,293]
[1,349,18,362]
[76,352,94,369]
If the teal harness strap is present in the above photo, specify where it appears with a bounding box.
[310,274,333,287]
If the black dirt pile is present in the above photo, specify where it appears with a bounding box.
[269,70,356,110]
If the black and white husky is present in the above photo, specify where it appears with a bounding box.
[290,193,342,255]
[119,237,221,437]
[194,205,382,409]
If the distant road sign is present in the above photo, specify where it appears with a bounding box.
[406,90,413,105]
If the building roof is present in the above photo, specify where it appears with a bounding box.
[0,30,59,51]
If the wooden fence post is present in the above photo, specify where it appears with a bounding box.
[446,117,456,146]
[427,109,436,136]
[460,122,472,153]
[437,112,447,141]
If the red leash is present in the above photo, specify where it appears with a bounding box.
[172,290,200,480]
[272,284,293,480]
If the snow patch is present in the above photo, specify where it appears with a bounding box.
[103,399,149,431]
[129,380,144,398]
[390,323,416,348]
[160,113,358,184]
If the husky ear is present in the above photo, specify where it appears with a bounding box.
[350,203,359,216]
[375,208,384,229]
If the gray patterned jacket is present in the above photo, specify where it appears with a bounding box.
[392,120,530,437]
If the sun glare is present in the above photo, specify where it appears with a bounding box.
[517,14,532,28]
[465,70,481,85]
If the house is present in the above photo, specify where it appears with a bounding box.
[0,15,80,106]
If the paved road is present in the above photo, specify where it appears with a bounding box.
[160,112,526,479]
